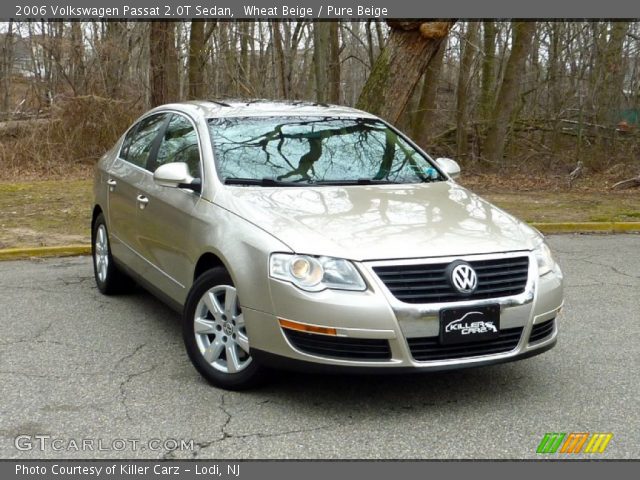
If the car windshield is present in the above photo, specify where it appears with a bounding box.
[208,116,444,185]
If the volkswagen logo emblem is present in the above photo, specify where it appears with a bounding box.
[449,263,478,294]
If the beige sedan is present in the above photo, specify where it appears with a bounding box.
[92,100,563,389]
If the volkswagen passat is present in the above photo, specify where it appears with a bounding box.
[92,100,563,389]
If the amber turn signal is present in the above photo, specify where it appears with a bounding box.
[278,318,337,336]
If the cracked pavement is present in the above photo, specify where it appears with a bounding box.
[0,234,638,459]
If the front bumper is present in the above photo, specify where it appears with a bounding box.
[243,251,563,371]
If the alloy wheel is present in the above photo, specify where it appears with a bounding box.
[193,285,252,373]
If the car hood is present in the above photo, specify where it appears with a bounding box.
[215,182,538,261]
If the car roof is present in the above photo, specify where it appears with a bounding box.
[151,99,379,120]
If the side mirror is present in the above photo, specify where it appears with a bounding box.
[435,158,461,180]
[153,162,201,192]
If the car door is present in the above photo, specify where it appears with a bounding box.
[135,113,204,303]
[106,113,169,274]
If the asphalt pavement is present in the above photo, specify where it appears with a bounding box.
[0,234,638,459]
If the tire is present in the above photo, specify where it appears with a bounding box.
[183,267,265,390]
[92,213,134,295]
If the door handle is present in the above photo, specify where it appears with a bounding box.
[136,195,149,209]
[107,179,117,191]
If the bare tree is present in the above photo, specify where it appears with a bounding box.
[100,21,128,98]
[483,21,536,164]
[0,20,14,113]
[357,21,454,123]
[187,21,212,100]
[456,22,479,159]
[4,20,640,177]
[328,21,341,104]
[238,21,250,95]
[593,23,630,137]
[149,21,179,107]
[479,21,497,119]
[69,22,85,95]
[271,21,288,98]
[313,21,330,103]
[410,41,446,145]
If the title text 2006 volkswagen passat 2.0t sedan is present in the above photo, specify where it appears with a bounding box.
[92,100,563,389]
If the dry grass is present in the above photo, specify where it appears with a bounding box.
[480,191,640,223]
[0,180,91,249]
[0,95,142,180]
[459,169,640,223]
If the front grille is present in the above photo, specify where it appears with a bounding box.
[529,318,555,343]
[373,256,529,304]
[283,329,391,361]
[407,327,523,361]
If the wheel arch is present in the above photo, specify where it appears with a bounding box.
[193,251,230,283]
[191,249,267,313]
[91,204,104,231]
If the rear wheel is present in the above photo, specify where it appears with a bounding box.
[183,267,264,389]
[92,213,134,294]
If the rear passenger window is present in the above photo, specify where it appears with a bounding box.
[121,114,168,169]
[153,114,201,178]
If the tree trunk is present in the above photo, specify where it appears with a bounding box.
[594,22,629,127]
[102,21,127,98]
[328,21,341,104]
[364,21,376,68]
[0,20,14,112]
[410,40,446,145]
[239,21,250,94]
[187,20,205,99]
[44,21,64,101]
[272,21,288,98]
[479,21,497,119]
[456,22,479,159]
[285,21,306,99]
[548,21,563,153]
[357,21,454,124]
[374,20,386,51]
[70,22,85,95]
[592,21,629,162]
[313,21,330,103]
[149,21,179,107]
[483,21,536,164]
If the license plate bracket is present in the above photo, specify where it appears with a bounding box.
[439,304,500,345]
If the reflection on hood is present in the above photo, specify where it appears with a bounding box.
[216,182,537,261]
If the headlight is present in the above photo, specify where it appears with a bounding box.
[270,254,366,292]
[534,241,556,276]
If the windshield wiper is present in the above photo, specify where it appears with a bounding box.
[307,178,402,186]
[224,177,299,187]
[224,177,432,187]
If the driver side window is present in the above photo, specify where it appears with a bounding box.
[152,114,202,179]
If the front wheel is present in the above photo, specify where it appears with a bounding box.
[182,267,264,390]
